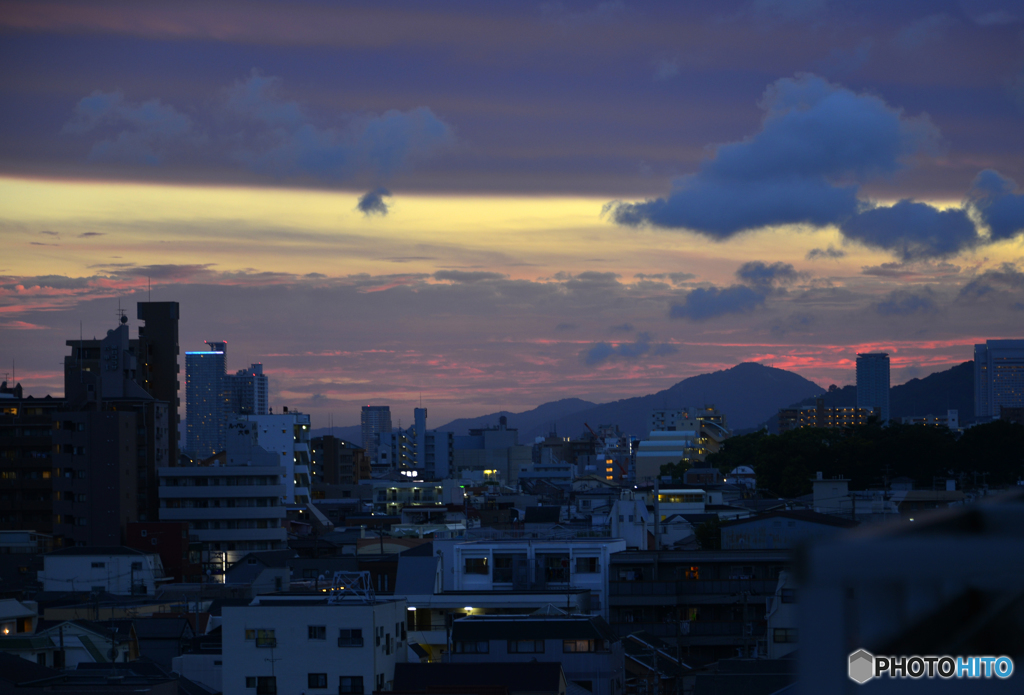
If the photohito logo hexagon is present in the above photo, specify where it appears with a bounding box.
[849,649,875,684]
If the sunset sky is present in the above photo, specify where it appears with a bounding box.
[3,1,1024,427]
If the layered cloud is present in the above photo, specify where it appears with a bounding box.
[606,74,1024,261]
[671,261,803,320]
[61,72,454,184]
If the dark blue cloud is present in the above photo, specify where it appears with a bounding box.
[841,200,978,260]
[670,285,766,320]
[875,289,937,316]
[607,74,938,237]
[735,261,803,290]
[583,331,676,365]
[357,187,392,216]
[433,270,506,283]
[806,245,845,260]
[958,263,1024,300]
[968,169,1024,241]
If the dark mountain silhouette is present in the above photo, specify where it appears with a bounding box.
[773,360,974,429]
[436,398,598,437]
[438,363,825,441]
[308,424,362,443]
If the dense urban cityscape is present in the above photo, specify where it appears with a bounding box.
[1,299,1023,693]
[5,2,1024,693]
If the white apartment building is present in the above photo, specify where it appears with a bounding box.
[38,546,166,595]
[221,573,407,695]
[242,411,312,505]
[432,537,626,619]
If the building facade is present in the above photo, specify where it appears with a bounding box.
[855,352,890,423]
[361,406,392,465]
[227,363,269,416]
[185,342,227,459]
[974,339,1024,419]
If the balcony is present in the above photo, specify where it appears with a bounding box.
[609,579,777,598]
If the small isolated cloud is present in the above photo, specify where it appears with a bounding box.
[583,332,674,365]
[875,289,938,316]
[968,169,1024,241]
[39,230,59,237]
[841,200,978,260]
[357,187,392,216]
[433,270,505,283]
[670,260,802,320]
[78,232,104,238]
[555,322,577,331]
[609,323,634,332]
[62,89,193,164]
[735,261,804,291]
[806,245,845,260]
[606,73,939,237]
[670,285,765,320]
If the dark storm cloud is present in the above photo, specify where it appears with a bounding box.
[968,170,1024,241]
[806,245,845,260]
[357,188,392,216]
[840,200,979,260]
[874,289,938,316]
[607,74,939,237]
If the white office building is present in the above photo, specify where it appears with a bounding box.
[975,339,1024,419]
[38,547,167,595]
[227,363,269,416]
[242,411,312,505]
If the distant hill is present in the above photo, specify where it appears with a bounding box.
[772,360,974,430]
[891,361,973,420]
[436,398,598,437]
[509,362,825,441]
[308,424,362,443]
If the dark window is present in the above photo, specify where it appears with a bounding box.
[91,562,105,568]
[307,673,328,689]
[256,676,277,694]
[508,640,544,653]
[781,588,796,604]
[454,641,489,654]
[338,628,363,647]
[308,625,326,640]
[575,557,599,573]
[773,628,798,644]
[563,639,608,653]
[245,676,256,688]
[339,676,364,694]
[464,557,488,575]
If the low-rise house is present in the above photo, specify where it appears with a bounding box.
[451,614,623,695]
[720,510,857,550]
[39,547,167,596]
[393,662,566,695]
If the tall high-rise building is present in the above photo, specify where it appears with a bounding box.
[361,405,392,463]
[137,302,180,465]
[856,352,890,423]
[227,363,269,415]
[975,339,1024,419]
[185,341,227,459]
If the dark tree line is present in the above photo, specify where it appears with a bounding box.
[704,420,1024,498]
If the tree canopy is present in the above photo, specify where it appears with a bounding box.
[704,421,1024,498]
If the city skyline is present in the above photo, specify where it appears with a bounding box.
[3,1,1024,426]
